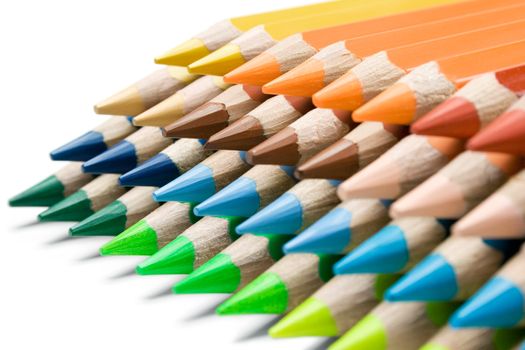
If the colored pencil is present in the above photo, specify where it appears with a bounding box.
[38,174,126,222]
[236,179,341,235]
[132,76,232,127]
[161,84,270,139]
[216,253,339,314]
[136,216,244,275]
[204,95,313,150]
[9,162,94,207]
[269,274,400,338]
[100,201,198,256]
[411,66,525,138]
[194,165,297,217]
[82,127,173,174]
[94,67,197,116]
[391,151,522,219]
[468,95,525,155]
[386,236,519,301]
[247,108,355,165]
[69,186,158,236]
[329,301,460,350]
[450,244,525,328]
[337,135,464,200]
[283,198,391,254]
[225,0,517,86]
[453,169,525,238]
[174,233,291,294]
[420,326,525,350]
[153,0,372,66]
[153,150,251,203]
[50,117,137,161]
[263,5,525,97]
[187,0,452,76]
[350,40,525,125]
[334,217,451,274]
[119,138,212,187]
[296,122,408,180]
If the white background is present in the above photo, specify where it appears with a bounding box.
[0,1,333,349]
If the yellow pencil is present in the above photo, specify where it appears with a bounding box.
[155,0,364,66]
[187,0,457,75]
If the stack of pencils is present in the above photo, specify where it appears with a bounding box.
[10,0,525,348]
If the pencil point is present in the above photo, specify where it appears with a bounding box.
[69,201,127,236]
[206,116,265,150]
[296,138,358,179]
[269,297,338,337]
[173,253,240,294]
[468,111,525,154]
[236,192,302,235]
[135,235,195,275]
[353,83,415,124]
[132,95,184,127]
[82,141,137,174]
[99,219,159,256]
[216,272,288,315]
[188,44,244,76]
[154,38,210,66]
[411,97,479,138]
[284,207,352,254]
[9,175,64,207]
[94,88,143,116]
[247,127,299,165]
[163,103,229,139]
[224,52,281,86]
[119,153,180,187]
[313,71,363,110]
[153,164,215,203]
[329,314,386,350]
[334,225,407,274]
[38,191,92,222]
[450,277,523,328]
[194,177,259,217]
[263,59,324,96]
[386,254,456,301]
[50,131,106,161]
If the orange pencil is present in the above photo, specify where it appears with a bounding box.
[225,0,521,86]
[313,20,525,112]
[263,5,525,97]
[411,65,525,138]
[350,39,525,125]
[468,95,525,155]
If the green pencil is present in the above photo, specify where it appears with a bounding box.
[329,301,461,350]
[70,186,158,236]
[100,201,199,256]
[174,233,291,294]
[38,174,126,222]
[421,326,525,350]
[9,162,94,207]
[136,216,244,275]
[269,274,400,338]
[217,253,340,315]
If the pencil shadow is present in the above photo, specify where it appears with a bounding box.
[12,220,42,230]
[183,298,228,322]
[144,286,174,300]
[77,251,103,262]
[108,266,137,279]
[235,317,280,342]
[45,234,74,245]
[307,337,337,350]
